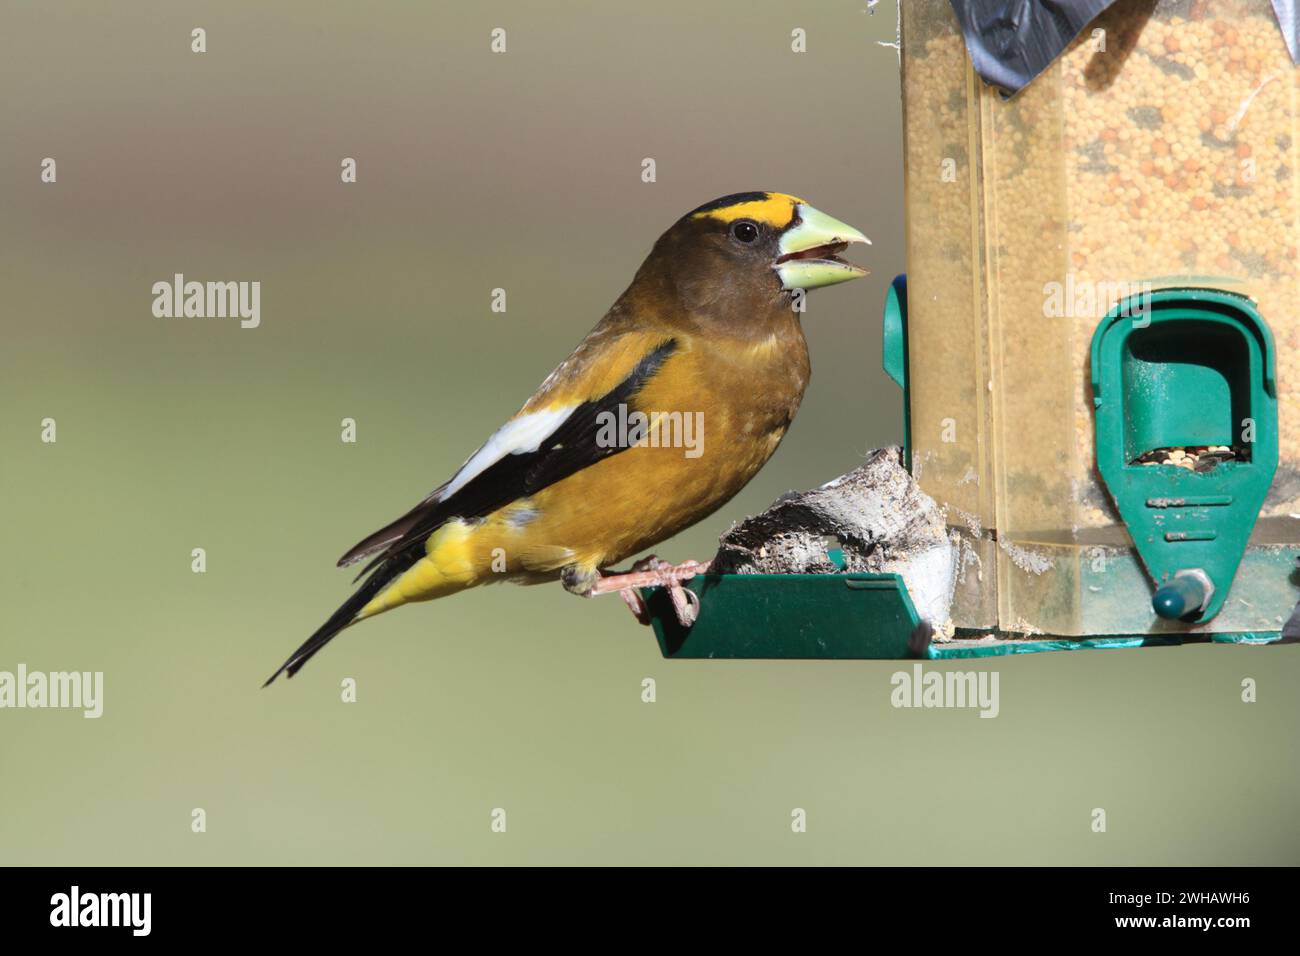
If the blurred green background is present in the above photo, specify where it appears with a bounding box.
[1,0,1297,865]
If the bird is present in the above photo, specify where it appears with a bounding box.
[265,191,869,684]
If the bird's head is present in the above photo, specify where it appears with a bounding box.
[627,192,870,329]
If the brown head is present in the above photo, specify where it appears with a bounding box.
[617,191,870,336]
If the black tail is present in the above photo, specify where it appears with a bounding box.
[264,551,420,686]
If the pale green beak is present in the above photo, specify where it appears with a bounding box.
[774,204,871,291]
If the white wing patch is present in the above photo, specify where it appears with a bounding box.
[439,406,577,501]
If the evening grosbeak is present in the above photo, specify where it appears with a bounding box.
[266,192,869,683]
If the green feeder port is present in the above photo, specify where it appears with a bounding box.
[881,274,912,472]
[1091,289,1279,624]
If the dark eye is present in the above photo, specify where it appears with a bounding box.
[730,220,760,243]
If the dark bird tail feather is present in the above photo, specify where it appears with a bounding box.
[264,551,420,686]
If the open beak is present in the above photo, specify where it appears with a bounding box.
[774,204,870,291]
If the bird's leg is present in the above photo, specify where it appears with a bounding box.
[589,556,710,627]
[591,556,712,593]
[562,562,654,624]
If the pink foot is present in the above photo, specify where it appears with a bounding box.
[590,556,710,627]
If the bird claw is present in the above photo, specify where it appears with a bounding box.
[670,584,701,627]
[590,556,710,627]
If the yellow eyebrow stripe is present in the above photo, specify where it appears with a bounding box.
[692,192,806,228]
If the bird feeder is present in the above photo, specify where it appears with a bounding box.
[644,0,1300,658]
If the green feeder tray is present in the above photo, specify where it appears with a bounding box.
[643,573,921,659]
